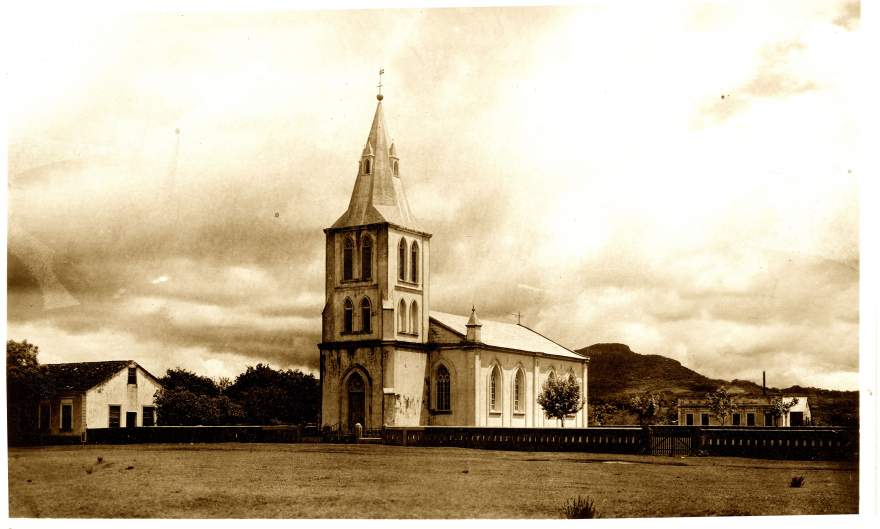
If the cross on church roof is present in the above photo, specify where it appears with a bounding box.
[377,68,384,101]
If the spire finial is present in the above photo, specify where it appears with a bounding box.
[377,68,384,101]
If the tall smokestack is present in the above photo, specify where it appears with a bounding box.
[762,371,766,395]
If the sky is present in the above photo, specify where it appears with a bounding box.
[5,1,863,390]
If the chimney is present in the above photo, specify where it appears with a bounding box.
[465,306,482,343]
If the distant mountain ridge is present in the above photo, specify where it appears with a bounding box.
[578,343,857,426]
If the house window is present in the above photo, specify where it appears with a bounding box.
[398,299,407,334]
[398,238,407,281]
[436,365,451,412]
[361,236,372,280]
[790,411,804,427]
[747,413,756,426]
[732,413,741,426]
[360,297,372,334]
[514,369,524,413]
[343,237,354,281]
[128,367,137,385]
[38,403,50,432]
[700,413,709,426]
[410,241,419,283]
[764,412,774,427]
[60,402,72,432]
[490,366,501,412]
[685,413,694,426]
[143,406,156,427]
[410,301,419,336]
[343,298,354,333]
[109,405,121,428]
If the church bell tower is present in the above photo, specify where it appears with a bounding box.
[319,75,432,432]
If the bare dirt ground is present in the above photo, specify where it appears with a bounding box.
[7,443,858,518]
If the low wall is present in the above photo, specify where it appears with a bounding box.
[85,425,303,444]
[383,426,858,461]
[383,426,645,454]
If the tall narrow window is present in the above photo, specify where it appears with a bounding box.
[514,369,524,413]
[128,367,137,385]
[343,237,354,281]
[398,299,407,334]
[364,159,371,174]
[142,406,156,427]
[393,160,399,176]
[410,301,419,335]
[436,365,451,411]
[360,297,372,334]
[109,405,121,428]
[490,366,501,412]
[410,241,419,283]
[398,238,407,281]
[361,236,372,280]
[343,298,354,333]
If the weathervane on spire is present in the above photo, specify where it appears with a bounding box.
[377,68,384,101]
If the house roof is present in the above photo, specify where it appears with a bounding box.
[429,311,586,361]
[42,361,148,393]
[331,98,421,232]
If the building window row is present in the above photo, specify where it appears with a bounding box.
[342,235,373,282]
[343,297,372,334]
[488,365,526,414]
[397,237,420,284]
[397,299,420,336]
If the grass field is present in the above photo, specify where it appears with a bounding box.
[7,443,858,518]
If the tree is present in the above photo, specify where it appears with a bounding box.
[153,387,244,426]
[706,387,738,426]
[537,373,584,427]
[6,340,53,442]
[154,367,241,425]
[159,367,221,396]
[629,393,661,425]
[225,364,320,425]
[590,402,617,426]
[769,396,799,426]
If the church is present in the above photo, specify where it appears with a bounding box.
[318,88,589,432]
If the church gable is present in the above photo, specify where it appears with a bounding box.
[428,318,463,344]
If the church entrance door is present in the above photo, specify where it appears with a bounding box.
[347,373,366,432]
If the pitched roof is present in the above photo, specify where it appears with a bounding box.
[429,311,585,360]
[331,98,421,231]
[43,361,133,392]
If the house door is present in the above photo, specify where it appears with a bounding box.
[126,411,137,428]
[347,373,366,432]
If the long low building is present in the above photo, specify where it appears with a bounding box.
[677,395,811,427]
[37,360,164,438]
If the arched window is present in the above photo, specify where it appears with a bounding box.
[436,365,451,411]
[342,237,354,281]
[490,365,501,412]
[398,299,407,334]
[410,300,419,335]
[361,236,372,281]
[360,297,372,334]
[343,298,354,333]
[410,241,419,283]
[514,369,525,413]
[398,238,407,281]
[548,370,557,383]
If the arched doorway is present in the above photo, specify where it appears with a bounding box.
[347,373,366,432]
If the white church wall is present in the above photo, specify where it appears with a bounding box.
[428,349,474,426]
[387,347,428,426]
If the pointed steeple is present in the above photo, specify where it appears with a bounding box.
[331,93,419,231]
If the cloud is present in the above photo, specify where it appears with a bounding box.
[6,5,860,388]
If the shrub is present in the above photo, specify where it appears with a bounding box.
[790,476,806,488]
[562,495,599,519]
